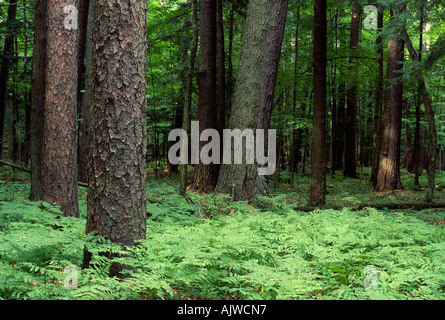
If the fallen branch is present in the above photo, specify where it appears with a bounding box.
[0,160,31,173]
[1,160,87,188]
[147,198,163,204]
[162,177,195,204]
[295,202,445,212]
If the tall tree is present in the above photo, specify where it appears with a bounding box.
[402,28,438,202]
[83,0,147,276]
[180,0,199,191]
[215,0,288,202]
[216,0,226,137]
[375,7,405,192]
[370,5,384,185]
[194,0,219,193]
[30,0,47,201]
[413,3,424,185]
[77,0,92,183]
[42,0,79,217]
[309,0,327,205]
[0,0,18,160]
[344,1,361,178]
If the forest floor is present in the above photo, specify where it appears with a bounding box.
[0,165,444,300]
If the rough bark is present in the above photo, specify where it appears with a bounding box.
[309,0,327,205]
[195,0,219,193]
[344,1,361,178]
[375,9,404,192]
[30,0,47,201]
[215,0,288,203]
[84,0,147,276]
[42,0,79,218]
[0,0,17,160]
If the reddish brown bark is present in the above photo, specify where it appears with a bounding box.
[84,0,147,276]
[42,0,79,217]
[309,0,327,205]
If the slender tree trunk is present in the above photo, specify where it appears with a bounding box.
[195,0,219,193]
[344,1,361,178]
[0,0,17,160]
[84,0,147,276]
[226,3,234,124]
[22,0,31,166]
[30,0,47,201]
[309,0,327,205]
[413,4,424,185]
[402,29,438,202]
[375,8,404,192]
[42,0,79,217]
[290,0,301,178]
[371,5,384,184]
[216,0,226,137]
[77,0,91,183]
[12,38,20,162]
[180,0,198,192]
[215,0,288,203]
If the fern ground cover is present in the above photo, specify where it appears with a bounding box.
[0,167,444,300]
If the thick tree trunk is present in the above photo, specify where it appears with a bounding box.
[0,0,17,160]
[194,0,219,193]
[30,0,47,201]
[344,1,361,178]
[215,0,288,203]
[370,5,384,185]
[309,0,327,205]
[42,0,79,218]
[84,0,147,276]
[375,9,404,192]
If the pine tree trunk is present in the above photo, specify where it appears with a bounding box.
[375,8,404,192]
[30,0,47,201]
[42,0,79,217]
[84,0,147,276]
[344,1,361,178]
[309,0,327,205]
[195,0,219,193]
[215,0,288,203]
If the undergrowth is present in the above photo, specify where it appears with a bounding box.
[0,167,444,300]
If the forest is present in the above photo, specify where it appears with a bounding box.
[0,0,444,302]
